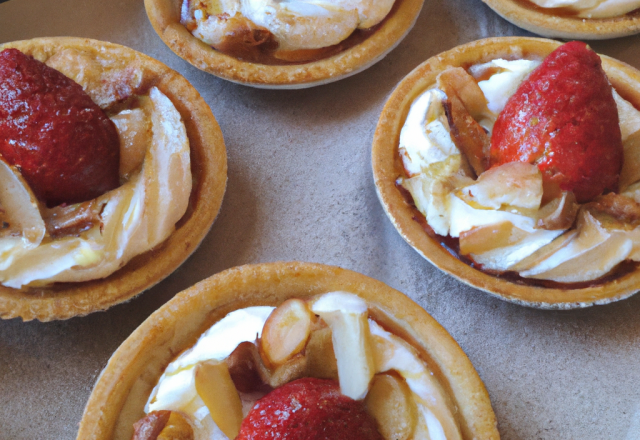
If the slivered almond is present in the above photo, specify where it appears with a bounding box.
[194,360,243,439]
[260,298,312,367]
[305,327,339,380]
[365,374,417,440]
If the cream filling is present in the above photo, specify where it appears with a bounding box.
[400,59,640,282]
[527,0,640,18]
[147,307,274,440]
[0,87,192,288]
[147,295,459,440]
[187,0,394,51]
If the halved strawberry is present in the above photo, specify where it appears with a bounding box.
[0,48,120,208]
[237,378,383,440]
[489,41,623,203]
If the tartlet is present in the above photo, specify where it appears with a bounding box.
[482,0,640,39]
[77,261,499,440]
[144,0,424,88]
[0,37,227,322]
[372,36,640,309]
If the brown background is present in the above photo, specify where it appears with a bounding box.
[1,0,640,438]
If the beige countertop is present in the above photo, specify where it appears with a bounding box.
[1,0,640,438]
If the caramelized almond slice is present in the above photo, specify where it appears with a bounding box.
[437,67,492,122]
[42,200,103,238]
[110,96,153,179]
[365,374,417,440]
[132,411,194,440]
[266,354,307,388]
[132,410,171,440]
[225,341,266,393]
[620,131,640,191]
[459,221,529,255]
[226,340,306,390]
[536,191,579,230]
[0,158,45,244]
[157,412,194,440]
[209,14,279,63]
[305,327,339,380]
[194,360,243,439]
[437,68,492,176]
[585,192,640,230]
[441,97,489,177]
[260,298,312,367]
[311,292,375,400]
[457,162,543,210]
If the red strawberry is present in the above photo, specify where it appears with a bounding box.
[489,41,623,203]
[237,378,383,440]
[0,48,120,208]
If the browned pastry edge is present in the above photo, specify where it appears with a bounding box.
[0,37,227,321]
[143,0,424,87]
[76,261,500,440]
[372,36,640,309]
[482,0,640,39]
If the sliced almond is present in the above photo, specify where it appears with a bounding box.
[157,411,194,440]
[0,158,45,245]
[437,67,492,122]
[267,354,307,388]
[260,298,312,367]
[620,128,640,191]
[194,360,243,439]
[132,410,171,440]
[110,97,153,180]
[305,327,339,380]
[437,67,492,176]
[311,292,375,400]
[457,162,543,210]
[225,341,266,393]
[459,221,529,255]
[226,340,306,389]
[536,191,579,230]
[365,373,417,440]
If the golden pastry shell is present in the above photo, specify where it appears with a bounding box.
[482,0,640,39]
[144,0,424,88]
[77,261,499,440]
[0,37,227,322]
[372,36,640,309]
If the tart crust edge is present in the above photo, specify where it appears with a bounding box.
[482,0,640,40]
[371,36,640,309]
[77,261,500,440]
[144,0,425,87]
[0,37,227,321]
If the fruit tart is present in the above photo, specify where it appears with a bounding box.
[144,0,423,88]
[77,262,499,440]
[0,37,227,321]
[482,0,640,39]
[373,37,640,308]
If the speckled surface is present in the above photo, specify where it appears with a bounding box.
[1,0,640,439]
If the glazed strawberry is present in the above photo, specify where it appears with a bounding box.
[0,48,119,208]
[489,41,623,203]
[237,378,383,440]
